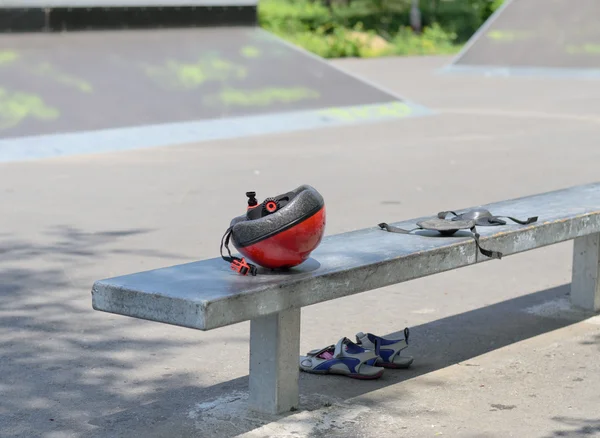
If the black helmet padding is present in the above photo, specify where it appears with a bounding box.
[230,185,324,248]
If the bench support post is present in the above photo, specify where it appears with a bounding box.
[571,233,600,312]
[248,308,301,414]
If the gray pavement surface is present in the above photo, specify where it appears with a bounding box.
[1,54,600,437]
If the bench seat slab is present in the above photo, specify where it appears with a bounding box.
[92,182,600,330]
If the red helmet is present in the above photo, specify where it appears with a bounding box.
[221,185,326,275]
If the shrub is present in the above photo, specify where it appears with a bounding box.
[258,0,495,59]
[390,23,459,56]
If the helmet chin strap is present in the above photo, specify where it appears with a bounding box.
[220,226,258,276]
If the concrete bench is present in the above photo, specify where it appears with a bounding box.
[91,182,600,415]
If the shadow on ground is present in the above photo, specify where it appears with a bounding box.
[0,226,203,437]
[0,224,185,263]
[545,416,600,437]
[1,227,596,437]
[88,284,594,437]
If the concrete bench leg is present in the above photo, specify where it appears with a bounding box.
[571,233,600,312]
[248,308,301,414]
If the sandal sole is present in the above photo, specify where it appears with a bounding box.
[378,358,414,369]
[300,368,384,380]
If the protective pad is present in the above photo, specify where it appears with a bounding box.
[417,218,476,234]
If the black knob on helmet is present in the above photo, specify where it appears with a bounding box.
[246,191,258,207]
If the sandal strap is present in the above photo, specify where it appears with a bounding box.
[357,329,411,363]
[334,337,379,367]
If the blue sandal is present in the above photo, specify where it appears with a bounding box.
[299,337,385,379]
[355,328,413,369]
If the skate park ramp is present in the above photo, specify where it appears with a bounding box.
[443,0,600,78]
[0,1,431,163]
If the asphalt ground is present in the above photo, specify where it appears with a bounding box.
[1,54,600,437]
